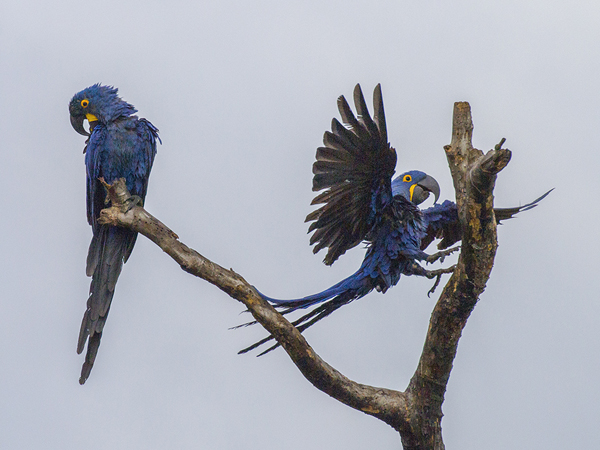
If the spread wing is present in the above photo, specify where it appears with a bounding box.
[305,84,397,265]
[493,189,553,222]
[420,189,553,251]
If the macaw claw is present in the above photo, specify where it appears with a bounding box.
[426,246,461,264]
[124,195,144,212]
[425,265,457,297]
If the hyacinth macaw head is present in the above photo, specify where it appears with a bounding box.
[69,84,137,136]
[391,170,440,205]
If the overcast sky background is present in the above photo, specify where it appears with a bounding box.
[1,1,599,448]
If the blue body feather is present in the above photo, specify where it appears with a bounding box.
[69,85,159,383]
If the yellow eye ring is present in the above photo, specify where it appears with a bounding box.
[403,174,412,183]
[81,99,89,108]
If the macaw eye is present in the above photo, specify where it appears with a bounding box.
[403,174,412,183]
[81,99,89,108]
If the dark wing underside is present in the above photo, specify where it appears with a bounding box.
[306,84,397,265]
[493,189,553,222]
[420,189,553,251]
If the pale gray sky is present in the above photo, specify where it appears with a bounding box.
[1,1,599,448]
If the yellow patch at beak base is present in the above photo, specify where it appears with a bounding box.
[86,113,98,122]
[409,183,417,202]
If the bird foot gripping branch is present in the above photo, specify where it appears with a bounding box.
[98,177,140,212]
[96,178,147,231]
[95,178,181,247]
[425,265,457,297]
[426,245,461,264]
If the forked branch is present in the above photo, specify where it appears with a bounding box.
[97,101,508,449]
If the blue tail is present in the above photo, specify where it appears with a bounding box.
[239,269,376,355]
[259,266,374,312]
[77,225,137,384]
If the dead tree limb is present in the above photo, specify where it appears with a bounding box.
[401,103,511,449]
[97,101,509,449]
[97,181,412,432]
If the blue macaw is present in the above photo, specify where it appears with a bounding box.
[69,84,159,384]
[241,84,550,354]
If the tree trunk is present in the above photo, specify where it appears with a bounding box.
[96,101,511,449]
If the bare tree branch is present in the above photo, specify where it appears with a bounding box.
[399,103,511,449]
[97,101,510,449]
[98,179,411,430]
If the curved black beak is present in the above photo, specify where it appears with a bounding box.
[70,114,89,136]
[412,174,441,205]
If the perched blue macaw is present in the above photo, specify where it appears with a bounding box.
[241,84,550,354]
[69,84,159,384]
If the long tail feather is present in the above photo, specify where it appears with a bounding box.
[238,268,374,354]
[260,268,367,311]
[78,225,136,384]
[238,292,355,355]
